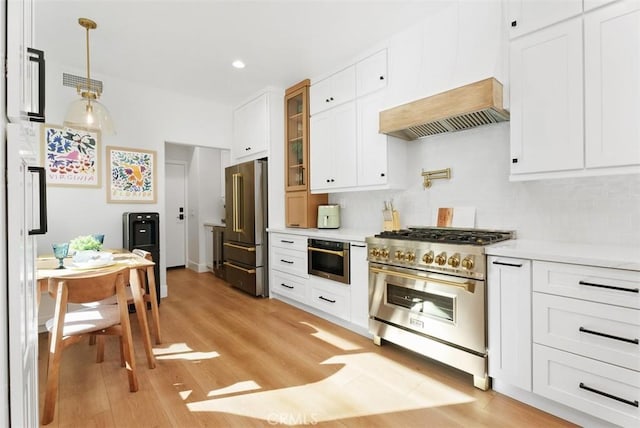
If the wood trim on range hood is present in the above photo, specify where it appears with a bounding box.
[379,77,510,141]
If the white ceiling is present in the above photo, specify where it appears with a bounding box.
[34,0,452,106]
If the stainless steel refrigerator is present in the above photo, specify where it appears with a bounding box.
[223,159,268,297]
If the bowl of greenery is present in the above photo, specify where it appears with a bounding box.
[69,235,103,252]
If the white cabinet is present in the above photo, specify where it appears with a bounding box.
[349,242,369,330]
[232,88,282,162]
[509,1,640,180]
[509,18,584,176]
[356,92,406,189]
[356,49,387,97]
[310,66,356,116]
[532,260,640,427]
[584,0,621,12]
[508,0,582,39]
[309,102,357,191]
[309,277,350,321]
[487,256,532,392]
[7,0,44,123]
[584,0,640,168]
[269,233,309,304]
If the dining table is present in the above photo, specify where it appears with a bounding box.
[36,250,158,369]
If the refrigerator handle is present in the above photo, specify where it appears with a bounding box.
[28,166,48,235]
[232,173,243,232]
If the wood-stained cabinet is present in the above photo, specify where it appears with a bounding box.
[284,80,327,228]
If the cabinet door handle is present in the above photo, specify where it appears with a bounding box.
[280,259,294,264]
[511,20,517,27]
[578,280,639,293]
[280,240,294,244]
[280,283,294,289]
[491,261,522,268]
[579,383,639,408]
[351,244,366,248]
[379,75,385,80]
[319,295,336,304]
[28,166,48,235]
[578,327,639,345]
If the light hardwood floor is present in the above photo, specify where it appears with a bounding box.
[38,268,576,427]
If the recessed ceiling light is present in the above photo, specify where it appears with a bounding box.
[232,60,245,69]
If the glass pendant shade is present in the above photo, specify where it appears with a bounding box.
[63,96,115,135]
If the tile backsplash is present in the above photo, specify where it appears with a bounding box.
[331,123,640,246]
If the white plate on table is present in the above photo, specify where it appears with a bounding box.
[69,260,117,270]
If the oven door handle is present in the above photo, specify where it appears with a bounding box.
[370,266,475,293]
[308,246,345,257]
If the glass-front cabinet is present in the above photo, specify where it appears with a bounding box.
[285,85,307,191]
[284,80,327,228]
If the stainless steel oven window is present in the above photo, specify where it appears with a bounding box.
[385,283,455,322]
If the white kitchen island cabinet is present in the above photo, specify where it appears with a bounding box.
[487,256,532,392]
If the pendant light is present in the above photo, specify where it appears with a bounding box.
[63,18,115,135]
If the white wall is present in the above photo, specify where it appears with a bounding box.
[334,123,640,246]
[36,60,233,295]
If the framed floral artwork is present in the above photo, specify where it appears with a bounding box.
[107,146,156,203]
[41,125,100,187]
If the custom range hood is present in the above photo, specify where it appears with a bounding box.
[379,77,509,140]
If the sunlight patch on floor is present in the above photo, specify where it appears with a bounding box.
[153,343,194,355]
[157,351,220,361]
[207,380,262,397]
[179,390,192,400]
[186,352,474,424]
[299,322,362,351]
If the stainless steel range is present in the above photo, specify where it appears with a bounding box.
[366,227,514,390]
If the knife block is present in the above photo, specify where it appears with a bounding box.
[383,210,401,231]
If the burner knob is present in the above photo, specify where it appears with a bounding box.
[406,252,416,262]
[380,248,390,258]
[422,251,434,264]
[370,248,380,257]
[435,252,447,266]
[395,250,405,261]
[447,253,461,268]
[462,256,475,270]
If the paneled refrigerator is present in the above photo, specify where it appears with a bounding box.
[223,159,268,297]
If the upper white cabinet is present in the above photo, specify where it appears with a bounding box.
[7,0,45,123]
[310,102,358,191]
[584,0,640,168]
[510,18,584,175]
[356,49,388,97]
[356,92,406,189]
[232,88,282,162]
[508,0,582,39]
[584,0,621,12]
[309,66,356,116]
[509,0,640,180]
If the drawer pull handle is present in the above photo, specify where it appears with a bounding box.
[280,259,294,264]
[579,327,639,345]
[319,295,336,304]
[491,261,523,268]
[223,242,256,252]
[222,262,256,274]
[281,240,294,244]
[578,280,639,293]
[579,382,639,408]
[281,283,294,289]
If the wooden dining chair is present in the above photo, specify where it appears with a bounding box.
[131,248,162,345]
[42,267,138,425]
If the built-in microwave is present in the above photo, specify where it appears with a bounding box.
[308,238,350,284]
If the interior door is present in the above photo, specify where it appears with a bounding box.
[165,162,186,267]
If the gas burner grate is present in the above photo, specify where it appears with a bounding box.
[375,227,513,245]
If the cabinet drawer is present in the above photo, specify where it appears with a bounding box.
[271,270,307,303]
[533,344,640,427]
[309,279,350,321]
[533,261,640,309]
[272,247,307,277]
[271,233,308,251]
[533,293,640,371]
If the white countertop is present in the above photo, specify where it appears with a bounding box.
[267,227,377,243]
[485,239,640,271]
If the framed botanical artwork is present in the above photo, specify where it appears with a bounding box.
[41,125,100,187]
[107,146,157,203]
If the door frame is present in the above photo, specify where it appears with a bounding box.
[165,161,188,268]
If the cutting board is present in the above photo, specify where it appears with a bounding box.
[433,207,476,228]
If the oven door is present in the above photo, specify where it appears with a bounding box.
[369,262,486,354]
